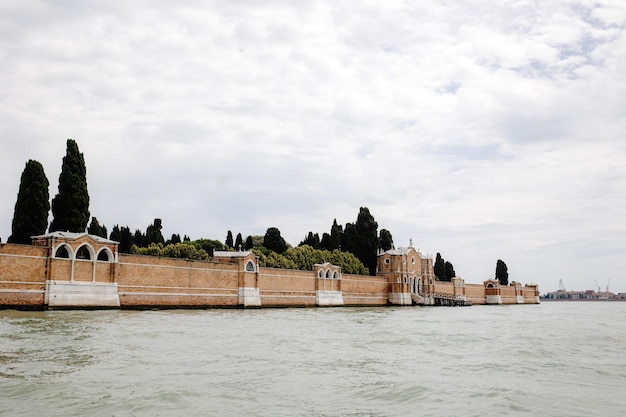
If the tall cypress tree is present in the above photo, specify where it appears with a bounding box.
[49,139,90,232]
[444,261,456,281]
[378,228,394,251]
[434,253,447,281]
[354,207,378,275]
[234,233,243,250]
[8,160,50,244]
[496,259,509,285]
[225,230,234,249]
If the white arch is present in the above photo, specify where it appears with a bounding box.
[96,247,114,262]
[326,269,332,279]
[333,270,339,279]
[75,243,95,261]
[53,243,74,259]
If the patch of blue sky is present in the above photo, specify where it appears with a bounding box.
[437,81,460,95]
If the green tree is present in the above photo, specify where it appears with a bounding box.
[119,226,133,253]
[170,233,182,244]
[235,233,243,250]
[321,219,342,251]
[378,228,394,251]
[225,230,234,249]
[341,222,357,255]
[110,225,121,242]
[434,252,447,281]
[251,235,265,247]
[131,242,209,261]
[444,261,455,281]
[8,160,50,244]
[49,139,90,233]
[299,231,320,249]
[282,245,369,275]
[244,235,254,250]
[87,217,107,238]
[191,238,225,256]
[145,219,164,245]
[133,229,145,247]
[496,259,509,285]
[263,227,287,253]
[354,207,378,275]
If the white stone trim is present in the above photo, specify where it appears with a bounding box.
[316,290,344,306]
[238,287,261,307]
[45,280,120,308]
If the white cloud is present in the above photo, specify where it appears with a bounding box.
[1,0,625,293]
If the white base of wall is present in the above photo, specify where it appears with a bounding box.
[516,296,524,304]
[535,296,541,304]
[316,290,344,306]
[45,280,120,308]
[388,292,412,305]
[486,295,503,305]
[238,287,262,307]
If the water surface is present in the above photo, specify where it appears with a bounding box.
[1,302,624,416]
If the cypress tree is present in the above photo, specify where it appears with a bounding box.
[354,207,378,275]
[378,228,394,251]
[49,139,90,232]
[225,230,234,249]
[244,235,254,250]
[496,259,509,285]
[234,233,243,250]
[119,227,133,253]
[8,160,50,244]
[444,261,456,281]
[329,219,343,250]
[145,219,165,245]
[87,217,107,238]
[434,253,447,281]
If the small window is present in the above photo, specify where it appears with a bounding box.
[411,257,415,265]
[318,270,324,278]
[333,271,339,279]
[97,250,110,262]
[76,246,91,260]
[55,245,70,259]
[326,270,332,278]
[245,260,256,272]
[384,258,390,265]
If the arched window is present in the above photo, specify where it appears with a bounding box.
[76,245,92,260]
[333,271,339,279]
[318,269,324,278]
[97,249,110,262]
[326,270,332,279]
[245,260,256,272]
[54,245,70,259]
[486,282,495,289]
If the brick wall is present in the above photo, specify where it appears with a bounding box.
[0,243,47,308]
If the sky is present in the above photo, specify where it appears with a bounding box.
[1,0,625,294]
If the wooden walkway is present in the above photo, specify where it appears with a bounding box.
[431,292,472,306]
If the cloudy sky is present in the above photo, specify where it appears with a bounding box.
[1,0,625,293]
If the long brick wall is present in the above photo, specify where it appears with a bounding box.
[116,254,240,308]
[1,239,539,309]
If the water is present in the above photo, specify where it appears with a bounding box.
[1,302,624,417]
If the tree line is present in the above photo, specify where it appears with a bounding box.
[5,139,509,282]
